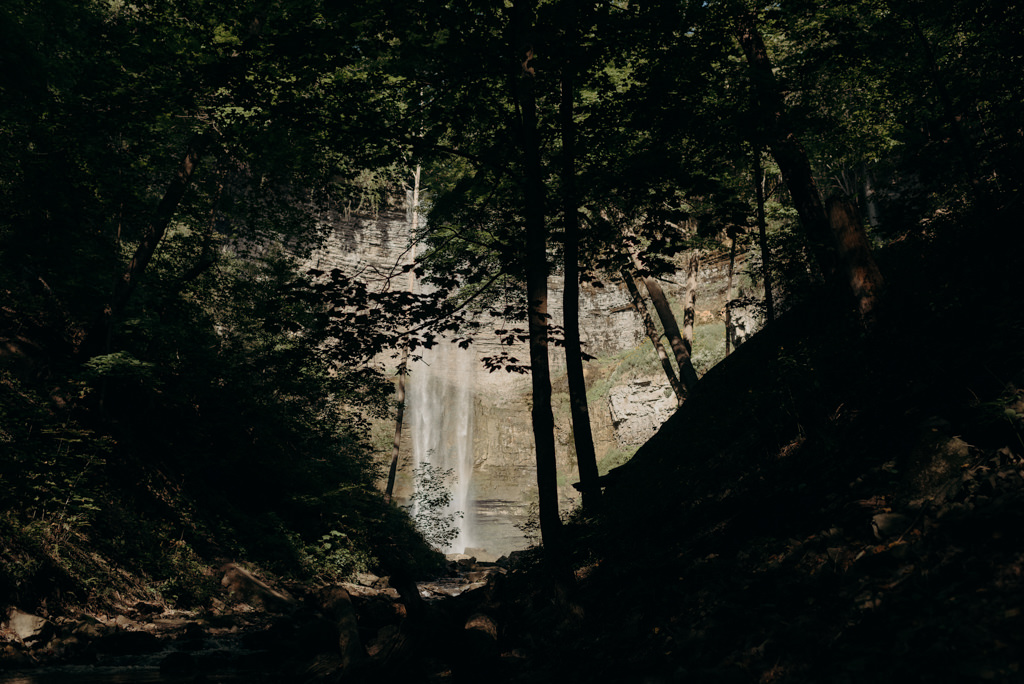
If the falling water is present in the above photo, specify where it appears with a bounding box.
[407,341,477,554]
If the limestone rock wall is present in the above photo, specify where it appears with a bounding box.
[303,208,750,556]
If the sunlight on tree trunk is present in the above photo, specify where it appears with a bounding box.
[682,251,699,357]
[623,269,684,406]
[825,196,885,326]
[625,245,699,392]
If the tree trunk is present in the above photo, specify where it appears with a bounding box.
[623,269,684,406]
[624,244,700,391]
[560,0,600,510]
[753,148,775,323]
[825,196,885,324]
[512,0,563,556]
[862,164,881,231]
[642,274,699,390]
[733,10,836,283]
[682,251,699,356]
[385,165,422,504]
[725,233,736,357]
[81,133,209,359]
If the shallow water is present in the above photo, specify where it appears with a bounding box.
[0,665,248,683]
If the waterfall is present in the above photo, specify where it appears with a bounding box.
[407,341,477,554]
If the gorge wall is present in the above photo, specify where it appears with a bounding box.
[307,205,754,557]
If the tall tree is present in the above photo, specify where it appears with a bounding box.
[559,0,601,510]
[512,0,563,556]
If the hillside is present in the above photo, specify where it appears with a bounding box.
[477,207,1024,683]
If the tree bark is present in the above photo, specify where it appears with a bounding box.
[862,164,881,231]
[725,233,736,357]
[559,0,600,510]
[623,269,684,406]
[512,0,563,556]
[753,148,775,323]
[642,274,699,390]
[384,359,408,505]
[682,251,699,356]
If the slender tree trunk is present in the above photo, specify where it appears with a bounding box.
[642,274,699,390]
[560,0,600,509]
[81,133,209,359]
[862,164,881,231]
[682,251,699,356]
[753,149,775,323]
[513,0,562,556]
[733,10,836,282]
[725,233,736,357]
[625,245,699,391]
[385,165,421,504]
[623,269,684,406]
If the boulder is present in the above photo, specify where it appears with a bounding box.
[4,608,55,645]
[220,563,297,613]
[339,581,400,601]
[350,572,381,587]
[69,617,109,641]
[465,567,506,583]
[871,513,913,540]
[607,379,678,446]
[356,595,407,631]
[463,612,499,660]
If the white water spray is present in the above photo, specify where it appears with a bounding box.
[407,341,476,553]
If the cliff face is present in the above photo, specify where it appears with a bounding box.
[308,208,754,557]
